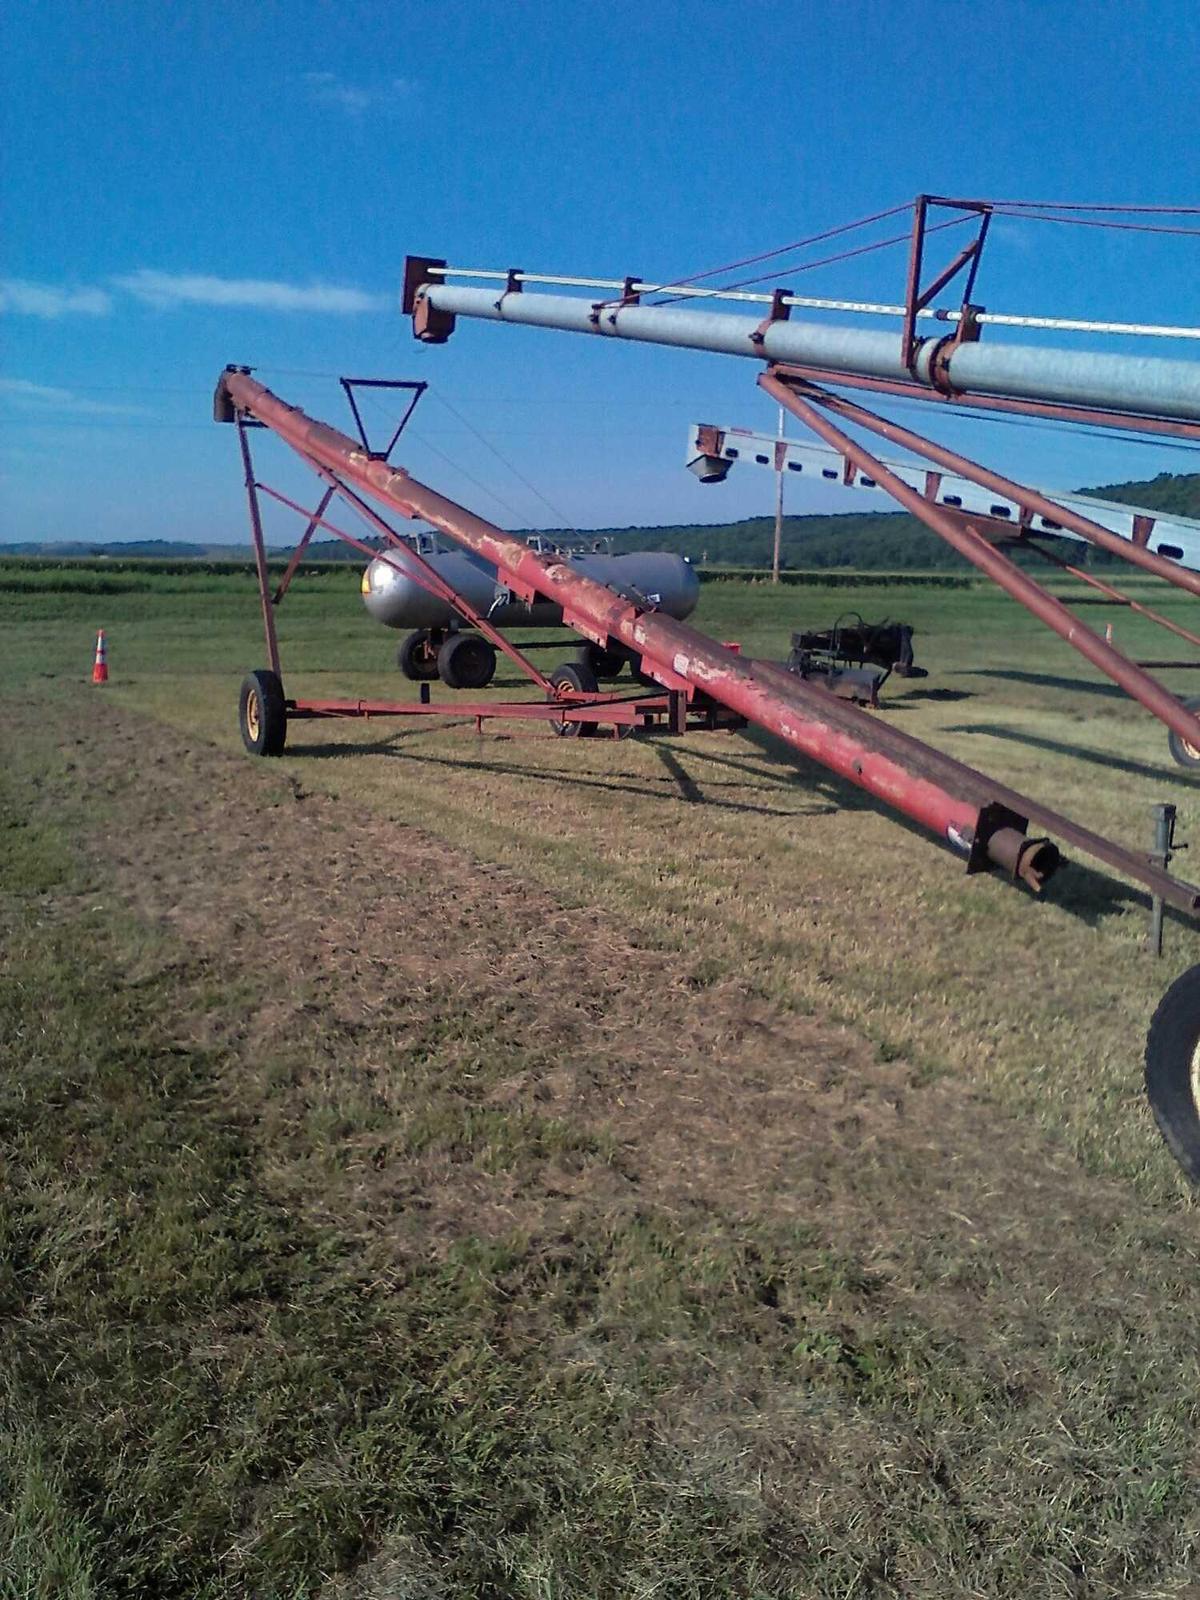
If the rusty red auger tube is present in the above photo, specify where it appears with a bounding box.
[215,367,1056,891]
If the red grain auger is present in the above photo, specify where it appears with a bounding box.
[215,365,1196,908]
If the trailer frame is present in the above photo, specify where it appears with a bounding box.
[229,391,742,741]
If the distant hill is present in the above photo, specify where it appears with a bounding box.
[4,471,1200,573]
[0,538,217,560]
[571,471,1200,571]
[1080,471,1200,518]
[0,536,373,563]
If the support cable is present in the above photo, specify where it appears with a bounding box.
[650,217,973,304]
[428,390,580,534]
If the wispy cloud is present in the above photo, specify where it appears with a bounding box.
[303,70,417,116]
[1,269,387,319]
[0,278,112,318]
[0,377,147,416]
[113,269,388,314]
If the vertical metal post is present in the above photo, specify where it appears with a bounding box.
[1150,803,1177,956]
[772,405,785,585]
[900,194,928,371]
[237,420,282,680]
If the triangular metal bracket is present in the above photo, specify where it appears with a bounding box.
[339,377,427,462]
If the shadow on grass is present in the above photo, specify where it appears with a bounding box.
[652,741,704,804]
[893,687,974,705]
[958,668,1127,699]
[291,727,831,821]
[1039,859,1155,928]
[289,721,1169,929]
[943,722,1198,786]
[667,737,815,790]
[1042,857,1200,937]
[737,727,1162,928]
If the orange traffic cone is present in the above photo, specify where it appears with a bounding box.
[91,629,108,685]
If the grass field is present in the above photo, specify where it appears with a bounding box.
[4,557,1200,1597]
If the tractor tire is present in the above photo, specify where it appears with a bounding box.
[549,661,598,738]
[397,629,440,681]
[1168,696,1200,770]
[1145,961,1200,1185]
[239,669,287,757]
[437,632,497,690]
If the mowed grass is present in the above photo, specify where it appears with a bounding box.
[5,558,1200,1596]
[0,795,807,1595]
[19,557,1200,1187]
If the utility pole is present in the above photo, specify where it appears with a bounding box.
[772,404,784,584]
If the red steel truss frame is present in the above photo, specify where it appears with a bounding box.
[759,368,1200,751]
[900,195,992,372]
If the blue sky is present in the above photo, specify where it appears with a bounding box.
[2,0,1199,544]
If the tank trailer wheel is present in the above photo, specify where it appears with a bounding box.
[397,629,440,681]
[239,669,287,757]
[1145,963,1200,1186]
[1168,696,1200,770]
[578,642,626,680]
[549,661,598,738]
[437,632,497,690]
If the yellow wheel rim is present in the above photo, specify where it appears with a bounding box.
[246,690,261,742]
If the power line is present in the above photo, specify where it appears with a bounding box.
[355,389,535,524]
[629,201,911,304]
[428,390,579,532]
[985,200,1200,214]
[992,208,1200,239]
[651,214,973,305]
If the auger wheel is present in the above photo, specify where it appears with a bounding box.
[1145,962,1200,1185]
[239,669,287,756]
[1168,697,1200,770]
[548,661,598,737]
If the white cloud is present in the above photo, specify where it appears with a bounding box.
[0,279,112,317]
[0,269,388,320]
[0,377,147,416]
[303,70,416,115]
[113,269,387,314]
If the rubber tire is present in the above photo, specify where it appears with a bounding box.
[1146,963,1200,1185]
[437,632,497,690]
[239,669,287,757]
[397,629,440,681]
[1168,696,1200,769]
[550,661,598,738]
[578,643,626,680]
